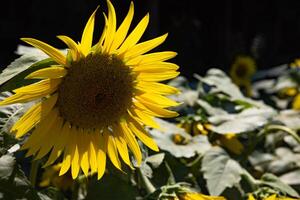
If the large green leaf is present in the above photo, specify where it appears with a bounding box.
[0,58,56,92]
[201,147,243,196]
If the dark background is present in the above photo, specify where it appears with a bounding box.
[1,0,300,78]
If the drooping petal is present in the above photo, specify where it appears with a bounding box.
[89,133,98,174]
[127,117,159,152]
[23,109,59,156]
[126,51,177,66]
[34,116,63,160]
[120,120,142,166]
[71,130,80,179]
[11,93,58,138]
[97,132,107,179]
[43,121,71,167]
[107,132,122,170]
[110,2,134,51]
[78,130,90,177]
[21,38,66,65]
[117,13,149,55]
[25,66,67,79]
[80,6,99,55]
[123,33,168,60]
[113,125,133,168]
[129,108,160,129]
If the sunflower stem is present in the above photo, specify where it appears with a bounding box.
[29,160,39,187]
[241,169,260,191]
[137,168,156,194]
[266,124,300,144]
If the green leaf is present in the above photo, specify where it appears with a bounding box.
[0,92,28,135]
[208,107,276,134]
[0,58,56,92]
[260,173,299,197]
[201,147,243,195]
[0,154,15,179]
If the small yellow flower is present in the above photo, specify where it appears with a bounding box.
[0,0,180,179]
[39,163,74,191]
[178,192,226,200]
[290,59,300,68]
[292,93,300,110]
[230,55,256,96]
[278,87,298,98]
[219,133,244,155]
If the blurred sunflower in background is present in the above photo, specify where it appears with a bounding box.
[177,119,244,155]
[0,0,180,180]
[248,194,299,200]
[39,163,74,191]
[230,55,256,96]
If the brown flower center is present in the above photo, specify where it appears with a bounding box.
[57,53,134,129]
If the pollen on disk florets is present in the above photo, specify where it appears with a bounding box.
[58,53,134,129]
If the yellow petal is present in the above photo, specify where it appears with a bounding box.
[248,194,255,200]
[137,100,179,118]
[102,0,117,53]
[126,51,177,66]
[124,33,168,60]
[129,108,160,129]
[94,13,108,54]
[120,120,142,166]
[106,130,122,170]
[57,35,80,61]
[0,79,61,106]
[59,126,75,176]
[22,108,59,156]
[43,122,71,167]
[292,94,300,110]
[71,132,80,179]
[136,92,180,107]
[136,71,180,82]
[265,195,277,200]
[113,126,133,169]
[135,81,179,95]
[127,117,159,152]
[117,13,149,55]
[25,66,67,79]
[110,2,134,51]
[34,116,63,160]
[89,132,98,174]
[21,38,66,65]
[132,62,179,72]
[97,132,107,180]
[79,130,90,177]
[80,6,99,55]
[11,93,58,138]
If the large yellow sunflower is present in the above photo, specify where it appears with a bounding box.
[0,0,180,179]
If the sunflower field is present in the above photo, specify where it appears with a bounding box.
[0,1,300,200]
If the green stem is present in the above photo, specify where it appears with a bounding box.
[241,169,260,191]
[137,168,156,194]
[266,124,300,144]
[29,160,39,187]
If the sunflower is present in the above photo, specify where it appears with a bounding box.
[230,55,256,96]
[176,192,226,200]
[248,194,298,200]
[0,0,180,179]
